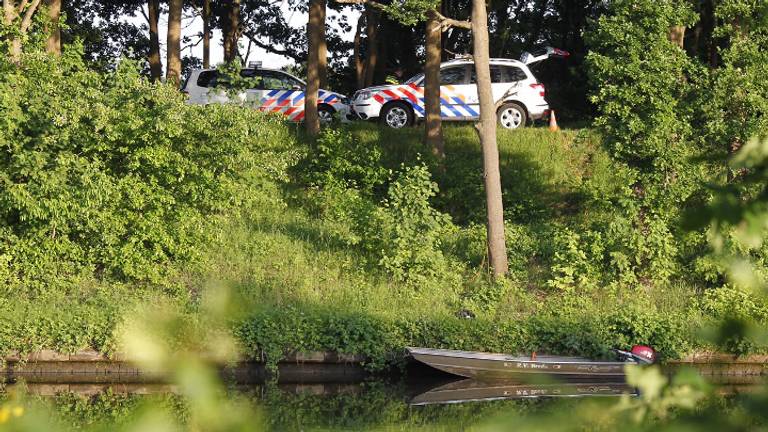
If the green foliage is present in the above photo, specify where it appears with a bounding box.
[701,1,768,156]
[212,61,264,102]
[0,46,296,292]
[305,128,389,197]
[376,163,455,284]
[586,0,698,204]
[302,128,456,286]
[580,0,709,288]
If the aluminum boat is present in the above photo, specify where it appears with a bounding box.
[407,347,637,380]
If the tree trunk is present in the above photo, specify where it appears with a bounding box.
[203,0,211,68]
[4,0,42,62]
[668,25,685,48]
[424,10,444,158]
[305,0,325,138]
[45,0,61,55]
[148,0,162,80]
[223,0,241,63]
[166,0,182,86]
[319,4,327,89]
[363,6,379,87]
[3,1,20,62]
[471,0,508,277]
[354,16,364,89]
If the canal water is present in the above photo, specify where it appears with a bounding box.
[3,363,764,431]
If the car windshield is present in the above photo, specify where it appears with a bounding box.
[404,73,424,85]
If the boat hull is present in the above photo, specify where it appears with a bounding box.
[408,347,629,380]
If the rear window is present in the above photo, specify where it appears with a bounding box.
[503,66,527,82]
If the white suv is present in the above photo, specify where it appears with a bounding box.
[351,48,567,129]
[183,68,350,123]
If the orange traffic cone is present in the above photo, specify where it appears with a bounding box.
[548,110,560,132]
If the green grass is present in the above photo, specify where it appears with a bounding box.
[0,123,732,365]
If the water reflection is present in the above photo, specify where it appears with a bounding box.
[410,379,636,405]
[1,372,764,431]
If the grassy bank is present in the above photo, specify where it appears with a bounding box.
[215,123,702,368]
[0,53,762,366]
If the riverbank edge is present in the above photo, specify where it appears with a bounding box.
[3,349,768,373]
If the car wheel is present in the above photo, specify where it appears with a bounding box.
[381,102,413,129]
[497,103,527,130]
[318,105,335,124]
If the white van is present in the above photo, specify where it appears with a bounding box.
[183,68,350,123]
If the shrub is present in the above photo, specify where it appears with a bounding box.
[0,46,296,292]
[304,127,389,197]
[375,163,455,285]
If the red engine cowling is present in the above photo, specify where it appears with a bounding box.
[630,345,657,364]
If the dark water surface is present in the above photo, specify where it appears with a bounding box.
[3,364,764,431]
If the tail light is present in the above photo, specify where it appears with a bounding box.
[530,83,545,97]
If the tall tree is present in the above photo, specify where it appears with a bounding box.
[202,0,210,67]
[305,0,326,137]
[166,0,183,85]
[3,0,43,62]
[223,0,241,62]
[45,0,61,55]
[318,4,328,88]
[353,14,365,88]
[471,0,507,276]
[362,6,380,87]
[147,0,162,80]
[424,9,444,158]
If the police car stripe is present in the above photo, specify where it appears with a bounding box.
[382,89,400,100]
[277,91,295,103]
[400,88,419,104]
[462,104,479,117]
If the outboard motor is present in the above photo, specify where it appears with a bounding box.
[614,345,657,364]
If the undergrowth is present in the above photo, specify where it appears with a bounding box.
[1,50,766,366]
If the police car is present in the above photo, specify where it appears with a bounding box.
[351,47,568,129]
[183,66,350,123]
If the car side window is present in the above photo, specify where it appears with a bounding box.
[439,66,467,85]
[197,71,217,87]
[279,72,304,89]
[238,69,264,89]
[261,71,303,90]
[503,66,527,82]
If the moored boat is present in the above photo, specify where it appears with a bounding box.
[407,347,652,380]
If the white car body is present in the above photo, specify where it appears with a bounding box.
[183,68,350,122]
[351,49,566,129]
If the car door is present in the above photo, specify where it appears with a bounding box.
[259,71,306,121]
[438,65,476,119]
[497,65,527,102]
[239,68,264,106]
[467,65,515,113]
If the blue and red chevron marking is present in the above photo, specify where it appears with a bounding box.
[370,84,478,118]
[259,90,342,122]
